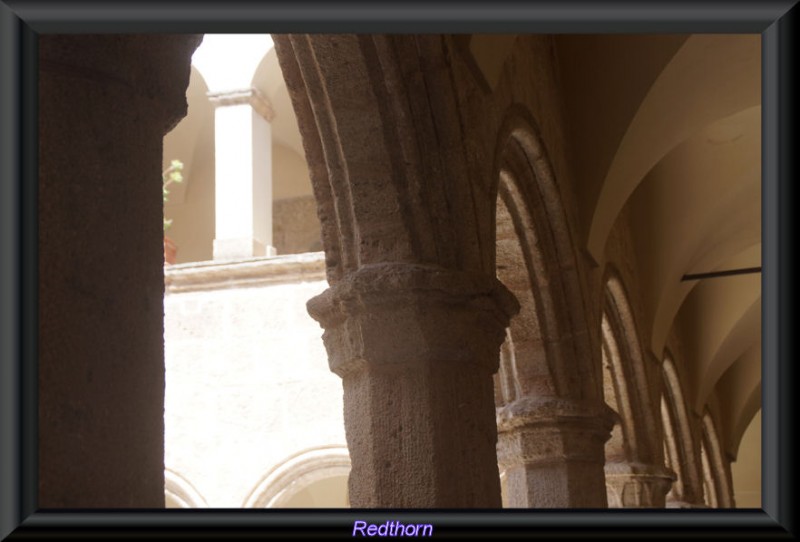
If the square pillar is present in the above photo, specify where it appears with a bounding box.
[209,87,276,260]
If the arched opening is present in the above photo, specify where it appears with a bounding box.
[700,438,717,508]
[31,30,764,515]
[162,34,343,508]
[279,475,349,508]
[601,275,673,507]
[164,34,321,264]
[492,111,610,508]
[164,469,208,508]
[492,113,599,406]
[243,446,350,508]
[701,413,735,508]
[661,356,704,507]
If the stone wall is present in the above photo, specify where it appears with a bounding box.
[273,195,322,255]
[163,252,345,507]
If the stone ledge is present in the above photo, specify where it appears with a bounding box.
[207,87,275,122]
[164,252,326,293]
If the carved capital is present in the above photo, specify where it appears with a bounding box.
[306,263,519,378]
[605,461,676,508]
[666,500,709,509]
[207,87,275,122]
[496,396,615,468]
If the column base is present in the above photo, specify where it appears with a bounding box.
[213,237,276,260]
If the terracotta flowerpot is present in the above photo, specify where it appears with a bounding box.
[164,236,178,265]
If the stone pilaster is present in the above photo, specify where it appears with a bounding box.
[497,396,615,507]
[307,263,519,507]
[209,87,276,260]
[605,461,676,508]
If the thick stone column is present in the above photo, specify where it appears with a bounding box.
[307,263,519,507]
[605,461,676,508]
[210,87,276,260]
[39,34,200,507]
[497,396,614,507]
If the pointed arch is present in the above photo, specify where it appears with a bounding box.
[164,468,208,508]
[661,355,704,506]
[274,35,489,283]
[492,107,599,402]
[492,107,611,509]
[701,412,736,508]
[242,445,351,508]
[601,271,661,465]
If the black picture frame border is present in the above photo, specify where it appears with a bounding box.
[1,1,796,540]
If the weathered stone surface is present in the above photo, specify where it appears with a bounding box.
[497,396,615,507]
[33,31,752,512]
[273,196,323,255]
[307,263,518,507]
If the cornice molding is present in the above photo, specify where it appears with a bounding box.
[207,87,275,122]
[164,252,326,293]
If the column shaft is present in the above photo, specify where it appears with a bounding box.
[38,34,200,507]
[210,88,275,260]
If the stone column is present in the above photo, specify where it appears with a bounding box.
[605,461,676,508]
[307,263,519,507]
[209,87,276,260]
[39,34,200,507]
[497,396,614,507]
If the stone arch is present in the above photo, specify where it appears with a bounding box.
[275,35,517,507]
[164,468,208,508]
[700,438,717,508]
[491,107,600,403]
[191,34,274,96]
[602,271,659,463]
[273,35,488,283]
[601,271,673,507]
[701,412,735,508]
[242,445,351,508]
[492,108,612,508]
[661,355,704,506]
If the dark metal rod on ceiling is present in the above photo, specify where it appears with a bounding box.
[681,266,762,282]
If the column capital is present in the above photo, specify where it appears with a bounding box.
[308,263,518,506]
[496,396,615,467]
[307,263,519,378]
[666,500,709,509]
[496,396,614,507]
[40,34,203,135]
[497,395,616,432]
[207,87,275,122]
[605,461,676,508]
